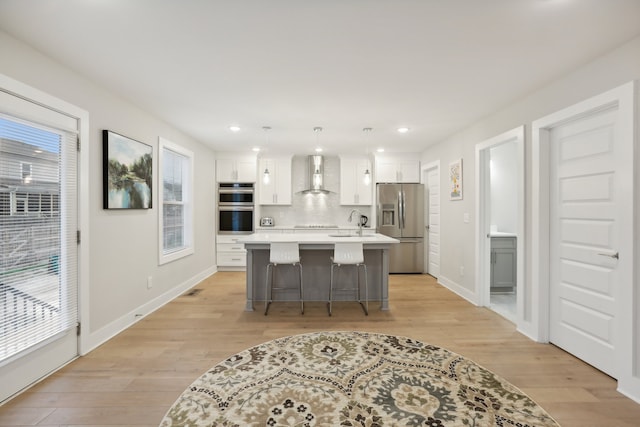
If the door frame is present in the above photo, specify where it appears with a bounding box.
[531,81,638,401]
[0,73,90,401]
[474,126,525,326]
[421,160,440,276]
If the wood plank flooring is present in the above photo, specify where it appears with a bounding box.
[1,272,639,426]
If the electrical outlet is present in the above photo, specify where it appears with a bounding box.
[459,266,465,276]
[147,276,153,289]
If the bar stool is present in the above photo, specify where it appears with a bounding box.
[328,242,368,316]
[264,242,304,315]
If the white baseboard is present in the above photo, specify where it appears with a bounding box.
[80,265,217,355]
[515,321,543,342]
[618,378,640,404]
[437,275,480,306]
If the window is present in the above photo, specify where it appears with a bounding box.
[158,137,193,264]
[21,162,32,183]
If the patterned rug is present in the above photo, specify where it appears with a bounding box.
[160,331,559,426]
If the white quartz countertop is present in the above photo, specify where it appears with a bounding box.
[237,232,398,244]
[256,225,373,231]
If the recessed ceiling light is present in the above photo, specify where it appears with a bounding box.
[229,125,241,132]
[34,149,43,154]
[377,148,385,153]
[397,127,410,133]
[252,147,260,152]
[315,147,323,153]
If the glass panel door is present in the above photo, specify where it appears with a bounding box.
[0,112,78,402]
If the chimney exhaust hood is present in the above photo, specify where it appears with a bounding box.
[300,155,331,194]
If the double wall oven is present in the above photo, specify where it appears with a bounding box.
[218,183,254,234]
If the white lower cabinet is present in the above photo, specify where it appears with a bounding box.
[217,234,247,268]
[490,236,516,292]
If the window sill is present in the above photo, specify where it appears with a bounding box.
[159,246,194,265]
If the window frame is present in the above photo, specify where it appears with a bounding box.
[158,137,194,265]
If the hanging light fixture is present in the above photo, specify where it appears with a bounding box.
[312,127,323,188]
[262,126,271,184]
[363,127,372,186]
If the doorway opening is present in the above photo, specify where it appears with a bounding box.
[475,127,524,324]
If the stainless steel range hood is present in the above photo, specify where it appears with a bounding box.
[300,155,331,194]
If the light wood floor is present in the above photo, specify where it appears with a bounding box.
[1,272,639,426]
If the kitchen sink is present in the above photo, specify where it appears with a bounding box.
[328,233,372,238]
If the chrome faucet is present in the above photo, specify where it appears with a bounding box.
[348,209,364,236]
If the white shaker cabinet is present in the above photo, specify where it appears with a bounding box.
[217,234,247,269]
[340,156,373,205]
[258,156,292,205]
[490,236,516,293]
[216,156,257,182]
[375,156,420,183]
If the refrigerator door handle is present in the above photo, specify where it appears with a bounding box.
[397,191,404,229]
[401,190,406,229]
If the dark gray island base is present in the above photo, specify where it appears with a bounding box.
[238,233,399,312]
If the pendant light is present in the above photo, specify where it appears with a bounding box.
[262,126,271,184]
[312,127,323,188]
[363,127,372,186]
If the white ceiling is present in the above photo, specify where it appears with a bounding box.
[1,0,640,156]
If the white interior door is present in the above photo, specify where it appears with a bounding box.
[426,167,440,278]
[548,105,630,378]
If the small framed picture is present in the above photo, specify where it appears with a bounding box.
[449,158,463,201]
[103,130,153,209]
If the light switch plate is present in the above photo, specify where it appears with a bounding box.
[463,213,469,223]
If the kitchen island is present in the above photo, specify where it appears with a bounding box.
[237,232,399,312]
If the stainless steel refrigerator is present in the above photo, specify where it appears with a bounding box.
[376,183,424,273]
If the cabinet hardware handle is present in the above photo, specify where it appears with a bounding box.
[597,252,619,259]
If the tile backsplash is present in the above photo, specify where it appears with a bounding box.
[258,155,373,227]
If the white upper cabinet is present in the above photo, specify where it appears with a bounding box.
[216,155,257,182]
[375,155,420,183]
[258,156,292,205]
[340,156,373,205]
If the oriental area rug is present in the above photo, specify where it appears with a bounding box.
[159,331,559,427]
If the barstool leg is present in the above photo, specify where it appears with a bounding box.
[264,263,272,315]
[328,263,335,316]
[299,263,304,315]
[362,264,368,315]
[356,264,361,305]
[356,264,368,316]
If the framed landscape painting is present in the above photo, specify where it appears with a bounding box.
[103,130,153,209]
[449,158,463,200]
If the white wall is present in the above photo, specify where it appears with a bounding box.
[421,34,640,400]
[0,31,217,351]
[422,32,640,305]
[489,141,518,233]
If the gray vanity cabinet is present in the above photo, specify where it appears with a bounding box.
[490,236,516,293]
